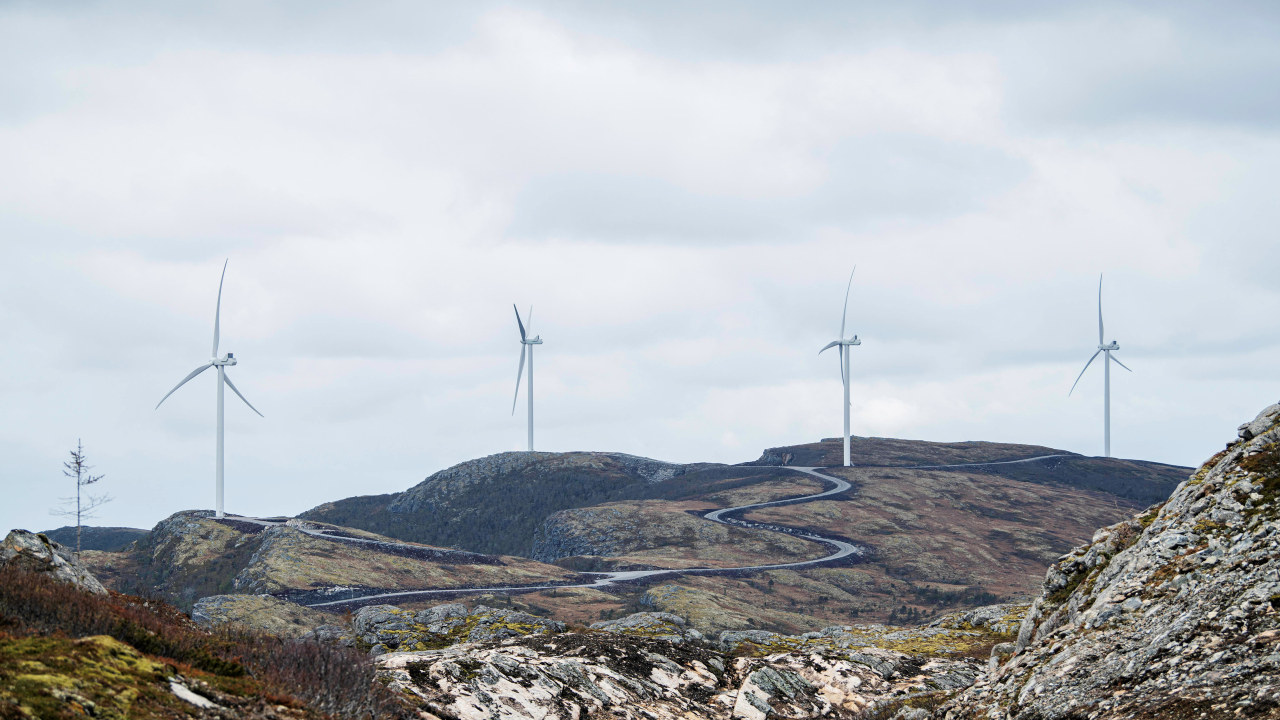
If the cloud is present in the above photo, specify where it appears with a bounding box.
[1,2,1279,536]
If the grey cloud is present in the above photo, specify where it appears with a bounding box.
[509,135,1026,243]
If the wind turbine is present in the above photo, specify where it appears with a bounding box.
[156,260,263,518]
[511,304,542,451]
[819,267,860,467]
[1070,274,1131,458]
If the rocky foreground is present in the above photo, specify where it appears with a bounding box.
[376,611,994,720]
[941,402,1280,719]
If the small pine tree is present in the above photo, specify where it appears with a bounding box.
[50,439,112,556]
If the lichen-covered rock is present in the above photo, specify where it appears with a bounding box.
[928,603,1030,636]
[941,401,1280,719]
[591,611,704,643]
[718,618,1011,659]
[353,602,565,654]
[379,630,982,719]
[1,529,107,594]
[190,593,332,638]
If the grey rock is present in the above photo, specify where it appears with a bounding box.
[591,612,702,644]
[942,400,1280,719]
[302,623,357,647]
[352,602,563,653]
[1,529,107,595]
[719,629,786,651]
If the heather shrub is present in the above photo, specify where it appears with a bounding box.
[0,564,414,718]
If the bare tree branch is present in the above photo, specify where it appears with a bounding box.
[51,439,111,555]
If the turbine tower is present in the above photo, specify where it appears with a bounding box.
[1070,274,1132,458]
[819,267,860,467]
[156,260,263,518]
[511,304,542,451]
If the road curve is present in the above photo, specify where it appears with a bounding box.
[297,455,1068,608]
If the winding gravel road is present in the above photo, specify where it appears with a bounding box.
[292,455,1067,608]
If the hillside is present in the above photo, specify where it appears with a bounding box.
[0,530,412,719]
[302,442,1187,563]
[84,512,574,612]
[942,401,1280,718]
[39,526,147,552]
[84,436,1189,637]
[299,452,771,556]
[288,438,1188,634]
[757,436,1186,505]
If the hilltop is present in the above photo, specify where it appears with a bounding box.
[82,512,576,612]
[38,526,147,553]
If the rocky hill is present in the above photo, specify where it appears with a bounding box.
[502,451,1185,633]
[299,451,724,556]
[757,436,1186,505]
[83,511,574,611]
[940,402,1280,719]
[81,436,1189,637]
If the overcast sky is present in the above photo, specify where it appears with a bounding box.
[3,1,1278,534]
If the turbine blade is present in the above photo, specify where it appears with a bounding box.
[223,372,264,417]
[818,340,840,355]
[526,306,533,335]
[1111,354,1133,372]
[840,344,848,387]
[1097,273,1104,345]
[1069,349,1102,396]
[512,343,527,415]
[840,266,856,339]
[214,259,228,357]
[155,363,213,409]
[513,304,527,342]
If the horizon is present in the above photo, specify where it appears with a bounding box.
[31,432,1199,535]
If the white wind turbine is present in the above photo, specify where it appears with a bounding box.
[1070,274,1132,458]
[511,304,542,452]
[156,260,263,518]
[819,267,861,467]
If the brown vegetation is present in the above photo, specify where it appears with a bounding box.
[0,564,412,718]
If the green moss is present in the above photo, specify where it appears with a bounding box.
[0,634,176,720]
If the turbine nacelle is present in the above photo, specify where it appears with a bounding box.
[213,353,238,366]
[1098,341,1119,352]
[522,336,543,345]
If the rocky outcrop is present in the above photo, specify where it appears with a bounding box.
[352,602,565,655]
[300,451,719,557]
[531,506,627,560]
[380,629,983,720]
[941,402,1280,719]
[716,611,1021,661]
[591,611,705,643]
[927,603,1029,636]
[1,529,107,594]
[191,593,333,638]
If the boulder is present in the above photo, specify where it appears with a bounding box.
[352,602,564,654]
[591,611,705,644]
[1,529,107,594]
